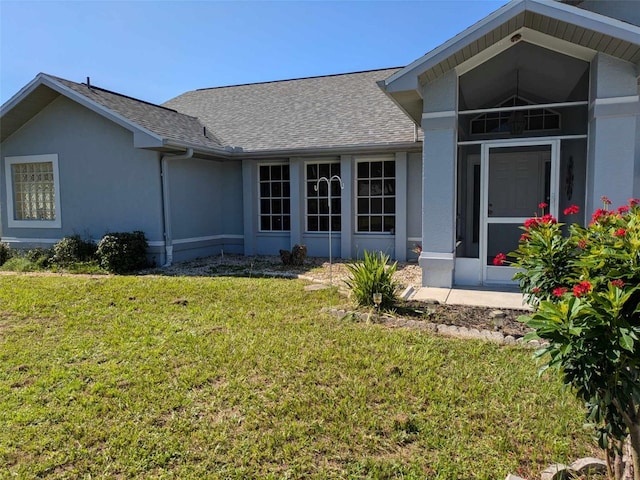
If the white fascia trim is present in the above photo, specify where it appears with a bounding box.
[173,234,244,245]
[39,75,165,147]
[384,0,638,91]
[5,154,62,229]
[526,0,640,46]
[162,140,231,159]
[383,0,527,88]
[237,142,422,160]
[0,236,60,244]
[1,75,47,115]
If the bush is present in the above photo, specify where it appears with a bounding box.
[96,231,148,274]
[344,250,398,310]
[52,235,97,266]
[0,256,40,272]
[507,198,640,479]
[0,242,12,266]
[26,248,54,269]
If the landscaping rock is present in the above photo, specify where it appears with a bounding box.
[570,457,607,475]
[540,464,577,480]
[400,286,415,300]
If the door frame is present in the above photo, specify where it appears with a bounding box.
[480,139,560,284]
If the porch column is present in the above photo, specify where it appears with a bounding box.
[587,53,639,213]
[419,70,458,287]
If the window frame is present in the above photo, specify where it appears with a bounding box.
[469,95,561,136]
[304,159,342,233]
[355,155,396,234]
[257,162,291,233]
[5,154,62,229]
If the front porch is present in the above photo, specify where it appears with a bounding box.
[379,0,640,288]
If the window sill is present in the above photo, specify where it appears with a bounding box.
[8,219,61,229]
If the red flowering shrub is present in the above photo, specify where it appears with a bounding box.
[564,205,580,215]
[508,198,640,479]
[552,287,568,297]
[572,281,592,298]
[492,252,506,266]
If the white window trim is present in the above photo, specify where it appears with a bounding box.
[5,154,62,229]
[304,159,341,234]
[354,155,396,234]
[257,162,291,233]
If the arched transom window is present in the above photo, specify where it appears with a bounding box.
[470,96,561,135]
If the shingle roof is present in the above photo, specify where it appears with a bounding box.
[49,75,225,150]
[163,68,420,153]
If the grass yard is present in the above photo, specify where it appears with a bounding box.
[0,274,598,479]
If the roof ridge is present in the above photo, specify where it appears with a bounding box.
[195,66,404,92]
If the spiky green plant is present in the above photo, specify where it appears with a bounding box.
[344,250,398,309]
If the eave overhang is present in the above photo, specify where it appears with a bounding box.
[0,73,165,147]
[379,0,640,124]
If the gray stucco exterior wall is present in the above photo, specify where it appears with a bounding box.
[587,53,640,214]
[166,157,244,263]
[0,96,164,251]
[406,152,422,259]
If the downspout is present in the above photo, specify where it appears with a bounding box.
[160,148,193,266]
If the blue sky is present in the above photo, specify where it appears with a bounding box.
[1,0,506,105]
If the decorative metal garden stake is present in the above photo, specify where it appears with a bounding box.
[373,292,382,322]
[315,175,344,288]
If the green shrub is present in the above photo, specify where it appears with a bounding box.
[52,235,97,266]
[344,250,398,309]
[506,197,640,476]
[96,231,148,274]
[26,248,54,269]
[0,256,40,272]
[0,242,12,266]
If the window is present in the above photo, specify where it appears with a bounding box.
[470,96,561,135]
[356,158,395,233]
[306,161,341,232]
[259,164,290,231]
[5,154,61,228]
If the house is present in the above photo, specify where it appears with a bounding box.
[1,0,639,288]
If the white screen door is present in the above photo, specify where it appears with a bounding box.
[481,140,559,284]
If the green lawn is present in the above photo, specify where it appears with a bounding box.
[0,274,597,479]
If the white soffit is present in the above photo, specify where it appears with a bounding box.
[455,27,596,77]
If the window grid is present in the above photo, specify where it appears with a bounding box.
[470,96,561,135]
[356,159,395,233]
[259,164,290,231]
[306,162,341,232]
[12,162,56,221]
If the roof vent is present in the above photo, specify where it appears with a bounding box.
[86,76,92,89]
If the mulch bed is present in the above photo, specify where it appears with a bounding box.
[391,300,533,338]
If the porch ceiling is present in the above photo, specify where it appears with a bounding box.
[379,0,640,124]
[417,9,640,86]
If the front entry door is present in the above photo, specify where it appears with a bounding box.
[481,141,559,284]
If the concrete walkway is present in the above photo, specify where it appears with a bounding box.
[411,286,531,310]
